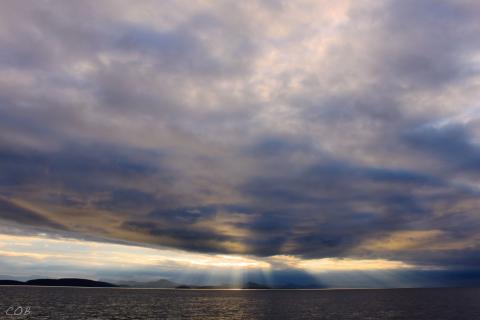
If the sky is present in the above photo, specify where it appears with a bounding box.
[1,0,480,288]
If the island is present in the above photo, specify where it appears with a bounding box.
[0,278,117,287]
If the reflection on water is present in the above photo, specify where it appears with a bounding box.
[0,287,480,319]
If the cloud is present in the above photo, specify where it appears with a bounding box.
[0,0,480,280]
[404,124,480,176]
[0,196,66,230]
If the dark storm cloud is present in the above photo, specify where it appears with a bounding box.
[0,144,160,192]
[0,196,66,230]
[148,206,217,223]
[404,124,480,174]
[0,0,480,275]
[0,142,177,238]
[121,220,233,253]
[235,130,480,261]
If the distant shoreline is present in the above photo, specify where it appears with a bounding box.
[0,278,117,288]
[0,283,478,291]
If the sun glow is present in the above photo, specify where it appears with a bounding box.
[267,255,415,271]
[0,233,268,271]
[298,258,414,271]
[0,233,421,283]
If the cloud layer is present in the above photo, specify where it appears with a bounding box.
[1,0,480,272]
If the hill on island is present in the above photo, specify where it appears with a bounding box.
[0,278,116,287]
[0,280,25,285]
[117,279,179,288]
[0,277,321,289]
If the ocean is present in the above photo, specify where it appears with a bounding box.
[0,287,479,319]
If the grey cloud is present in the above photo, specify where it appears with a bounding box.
[404,124,480,175]
[238,155,480,260]
[121,220,233,254]
[0,196,66,230]
[0,144,161,192]
[0,0,480,274]
[381,0,479,86]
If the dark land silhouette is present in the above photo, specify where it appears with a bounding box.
[0,280,25,285]
[0,278,116,287]
[0,277,320,289]
[117,279,179,288]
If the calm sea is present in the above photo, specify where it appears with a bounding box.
[0,287,479,319]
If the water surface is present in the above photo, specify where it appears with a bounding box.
[0,287,479,319]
